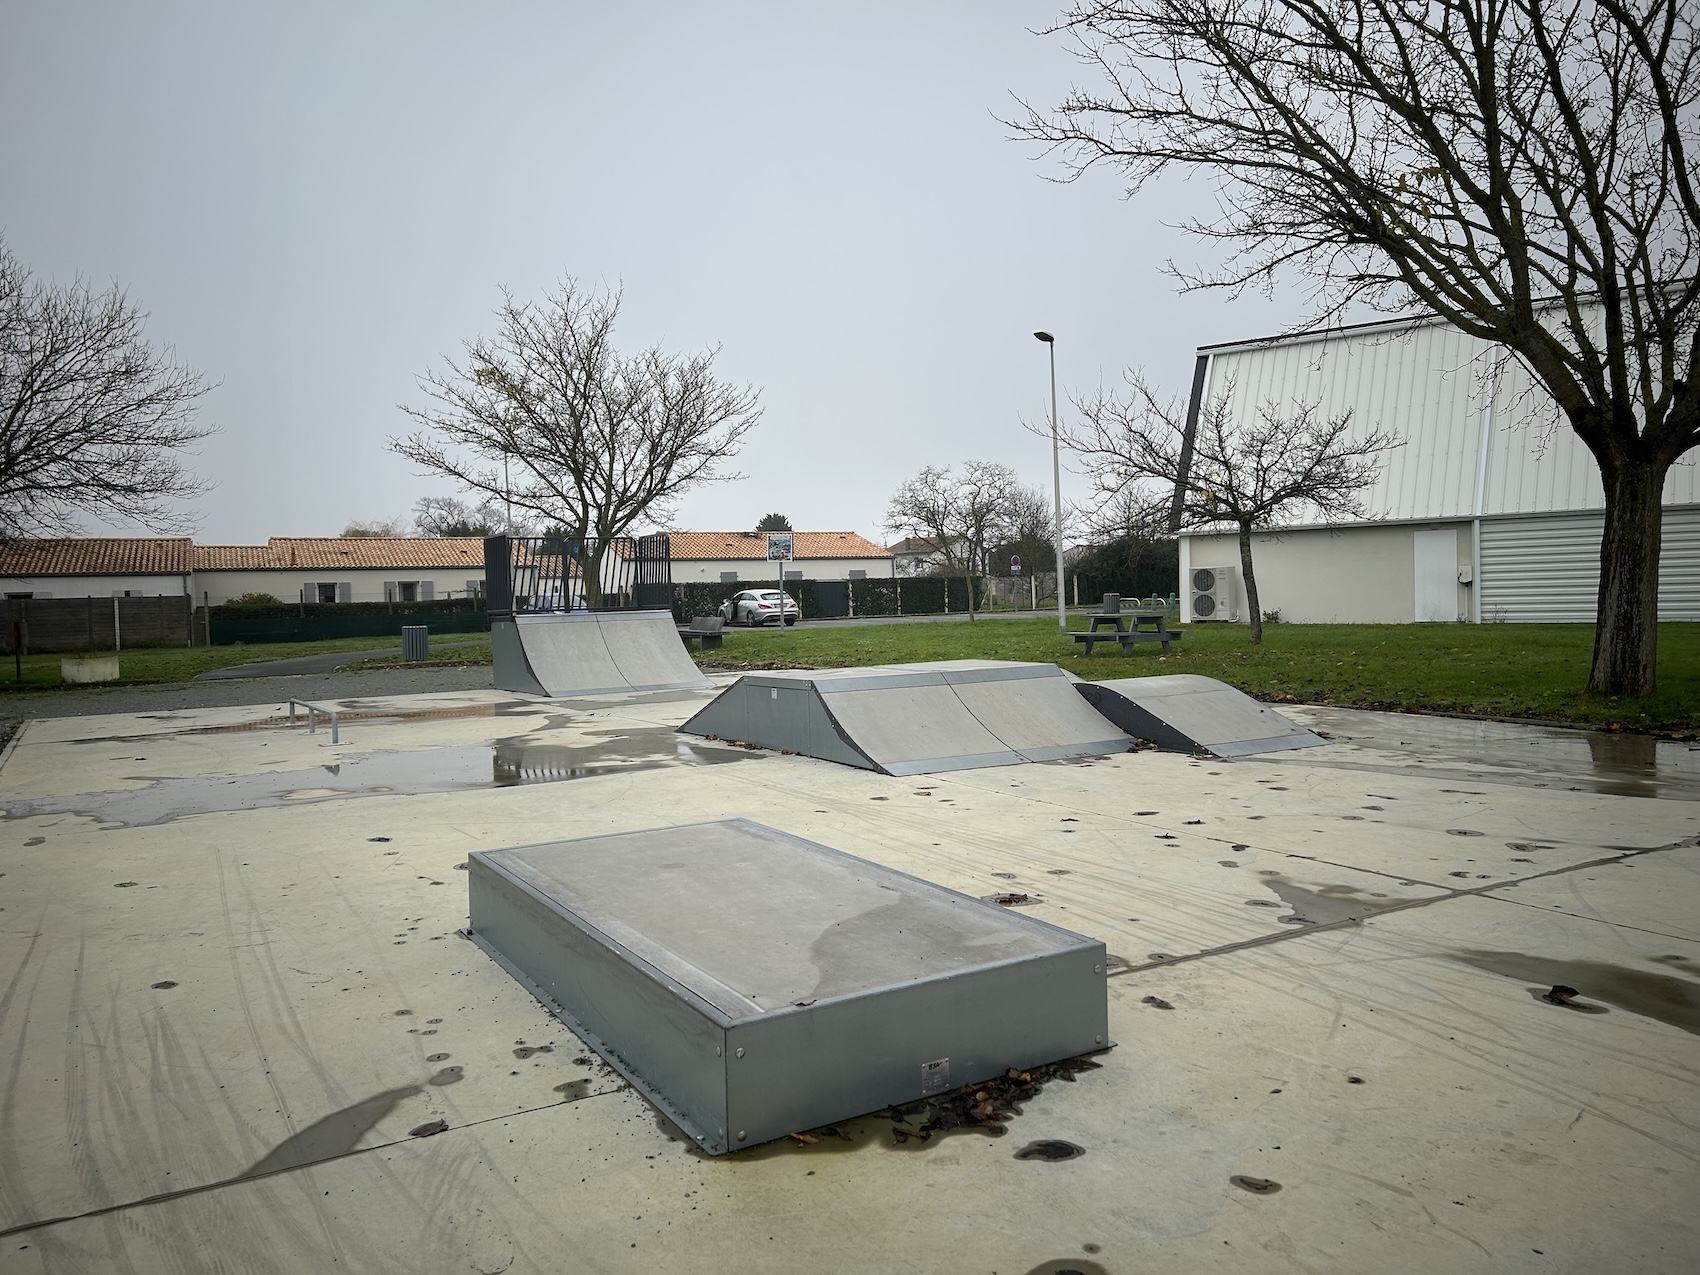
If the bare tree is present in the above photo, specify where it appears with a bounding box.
[1015,0,1699,694]
[0,238,213,539]
[884,462,1023,620]
[412,494,531,537]
[1066,373,1399,642]
[393,279,760,597]
[341,516,411,538]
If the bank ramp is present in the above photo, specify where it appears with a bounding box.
[493,611,711,698]
[1073,674,1325,757]
[679,660,1131,776]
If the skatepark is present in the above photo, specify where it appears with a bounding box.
[1,607,1696,1274]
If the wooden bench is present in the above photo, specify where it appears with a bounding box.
[677,615,725,651]
[1072,610,1185,655]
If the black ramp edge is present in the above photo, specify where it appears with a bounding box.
[1073,674,1326,757]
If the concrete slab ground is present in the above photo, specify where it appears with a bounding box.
[0,679,1695,1274]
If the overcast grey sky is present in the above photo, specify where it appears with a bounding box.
[1,1,1306,545]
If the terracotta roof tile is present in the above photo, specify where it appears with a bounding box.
[194,538,486,570]
[666,531,890,562]
[0,538,194,577]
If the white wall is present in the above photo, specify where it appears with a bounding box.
[672,557,893,583]
[1181,523,1472,624]
[0,574,190,598]
[195,569,485,605]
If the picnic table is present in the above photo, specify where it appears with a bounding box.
[1072,610,1185,655]
[677,616,725,651]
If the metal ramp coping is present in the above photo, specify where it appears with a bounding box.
[679,659,1132,776]
[1073,673,1326,757]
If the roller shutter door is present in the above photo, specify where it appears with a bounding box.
[1479,506,1700,622]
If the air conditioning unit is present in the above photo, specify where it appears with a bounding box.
[1190,565,1236,621]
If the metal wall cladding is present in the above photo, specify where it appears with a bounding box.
[1480,507,1700,622]
[1202,312,1699,524]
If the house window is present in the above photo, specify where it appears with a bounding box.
[720,571,739,583]
[465,579,484,598]
[315,583,338,604]
[384,580,434,602]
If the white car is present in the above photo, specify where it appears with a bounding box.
[720,589,800,626]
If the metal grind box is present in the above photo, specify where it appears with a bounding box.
[467,819,1109,1153]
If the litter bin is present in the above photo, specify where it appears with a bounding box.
[401,625,429,662]
[1101,593,1121,614]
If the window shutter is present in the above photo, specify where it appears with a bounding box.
[420,581,435,600]
[384,581,397,601]
[338,582,352,604]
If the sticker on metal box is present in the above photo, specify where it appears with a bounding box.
[920,1057,951,1095]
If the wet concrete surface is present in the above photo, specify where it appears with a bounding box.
[2,688,1697,1273]
[1452,949,1700,1036]
[1287,705,1700,799]
[0,727,754,826]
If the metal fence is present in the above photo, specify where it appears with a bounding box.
[483,533,673,618]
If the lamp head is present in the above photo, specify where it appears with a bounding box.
[1033,331,1054,343]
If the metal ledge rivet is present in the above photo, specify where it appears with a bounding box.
[1095,1034,1104,1044]
[737,1130,747,1141]
[735,1047,745,1059]
[1094,964,1102,974]
[715,1046,723,1057]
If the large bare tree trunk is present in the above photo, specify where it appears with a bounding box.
[1238,522,1262,645]
[1588,458,1665,697]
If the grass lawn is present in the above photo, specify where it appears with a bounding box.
[4,618,1692,735]
[0,632,483,692]
[699,618,1700,735]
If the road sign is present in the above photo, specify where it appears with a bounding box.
[1011,554,1021,576]
[767,533,794,561]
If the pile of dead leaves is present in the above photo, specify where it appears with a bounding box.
[884,1055,1103,1145]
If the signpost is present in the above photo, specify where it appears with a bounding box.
[1011,554,1021,576]
[767,532,794,627]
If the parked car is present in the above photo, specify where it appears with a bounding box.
[719,589,800,626]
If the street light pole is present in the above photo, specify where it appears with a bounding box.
[1033,331,1067,630]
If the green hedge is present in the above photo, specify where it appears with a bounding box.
[209,597,484,620]
[207,608,490,645]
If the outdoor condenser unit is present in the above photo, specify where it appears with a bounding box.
[467,819,1110,1154]
[1189,565,1236,620]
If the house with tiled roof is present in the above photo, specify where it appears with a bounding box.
[665,531,892,584]
[0,538,196,599]
[191,538,487,604]
[0,536,488,604]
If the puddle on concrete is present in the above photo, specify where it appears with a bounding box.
[76,700,552,744]
[4,727,752,827]
[1452,950,1700,1036]
[1256,875,1410,926]
[240,1085,421,1177]
[1286,708,1700,800]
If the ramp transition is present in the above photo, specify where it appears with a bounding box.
[680,660,1131,776]
[493,611,711,698]
[1073,674,1325,757]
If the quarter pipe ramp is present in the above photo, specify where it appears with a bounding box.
[1073,674,1325,757]
[493,611,712,698]
[679,660,1131,776]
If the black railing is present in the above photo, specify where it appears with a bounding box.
[484,533,673,619]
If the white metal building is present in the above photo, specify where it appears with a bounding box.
[1177,314,1700,625]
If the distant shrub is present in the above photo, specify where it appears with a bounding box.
[233,592,284,605]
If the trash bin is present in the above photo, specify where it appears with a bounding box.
[401,625,429,662]
[1101,593,1121,614]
